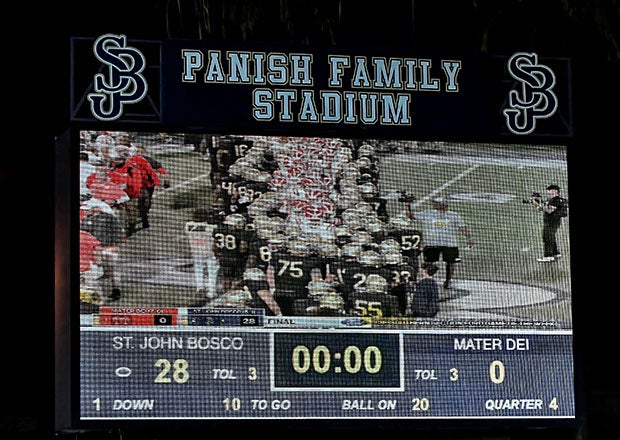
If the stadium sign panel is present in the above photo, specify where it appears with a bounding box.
[56,34,578,432]
[70,34,572,139]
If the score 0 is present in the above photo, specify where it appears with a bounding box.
[446,360,506,383]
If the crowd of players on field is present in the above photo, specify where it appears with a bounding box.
[79,131,440,319]
[190,134,439,319]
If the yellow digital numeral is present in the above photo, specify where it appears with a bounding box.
[489,360,505,384]
[411,397,430,411]
[154,358,190,383]
[549,397,559,410]
[449,367,459,381]
[222,397,242,411]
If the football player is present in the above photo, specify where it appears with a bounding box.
[346,274,401,318]
[236,263,282,316]
[387,212,423,282]
[352,250,394,295]
[213,213,250,293]
[268,238,323,316]
[185,208,220,299]
[381,245,416,315]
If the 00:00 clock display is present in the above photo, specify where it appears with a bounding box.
[292,345,382,374]
[272,332,401,388]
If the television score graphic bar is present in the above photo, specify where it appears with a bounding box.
[89,307,266,327]
[79,328,574,420]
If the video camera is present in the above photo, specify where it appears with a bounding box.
[397,190,417,203]
[522,192,543,205]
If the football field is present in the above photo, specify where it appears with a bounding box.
[378,141,571,327]
[108,136,572,329]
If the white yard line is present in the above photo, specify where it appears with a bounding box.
[410,164,481,209]
[153,173,211,199]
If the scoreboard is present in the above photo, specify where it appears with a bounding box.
[55,34,579,433]
[80,324,574,419]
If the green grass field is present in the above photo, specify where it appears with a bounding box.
[379,141,571,293]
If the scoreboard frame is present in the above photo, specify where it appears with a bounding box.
[54,33,584,436]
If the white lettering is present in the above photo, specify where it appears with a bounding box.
[485,399,543,411]
[454,338,503,350]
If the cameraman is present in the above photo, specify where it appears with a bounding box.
[534,184,568,262]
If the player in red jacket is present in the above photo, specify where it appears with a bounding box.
[113,149,160,235]
[124,146,162,230]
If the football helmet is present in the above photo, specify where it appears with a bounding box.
[342,167,361,181]
[318,292,345,311]
[287,240,311,257]
[357,144,375,158]
[382,249,403,265]
[365,274,388,294]
[358,250,382,266]
[223,213,246,229]
[334,225,352,245]
[341,208,361,225]
[341,243,363,259]
[390,213,413,229]
[247,200,269,218]
[379,238,401,253]
[360,182,378,198]
[356,156,372,169]
[355,201,375,215]
[243,267,266,281]
[350,230,373,246]
[365,218,385,235]
[316,242,340,258]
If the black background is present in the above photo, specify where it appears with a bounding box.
[2,1,618,439]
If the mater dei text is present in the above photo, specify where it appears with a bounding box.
[181,49,462,125]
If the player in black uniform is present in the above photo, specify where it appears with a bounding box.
[332,243,364,302]
[213,213,250,293]
[387,213,423,282]
[359,182,389,223]
[210,136,253,192]
[353,250,394,292]
[314,241,341,283]
[381,247,416,315]
[341,250,394,317]
[268,239,323,316]
[237,262,282,316]
[210,138,235,189]
[231,178,270,218]
[246,217,286,275]
[346,274,401,319]
[217,173,243,214]
[259,148,278,173]
[304,267,346,316]
[334,224,353,247]
[356,156,380,185]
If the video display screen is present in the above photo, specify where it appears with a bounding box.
[73,129,574,422]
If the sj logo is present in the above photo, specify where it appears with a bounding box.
[503,52,558,135]
[87,34,148,121]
